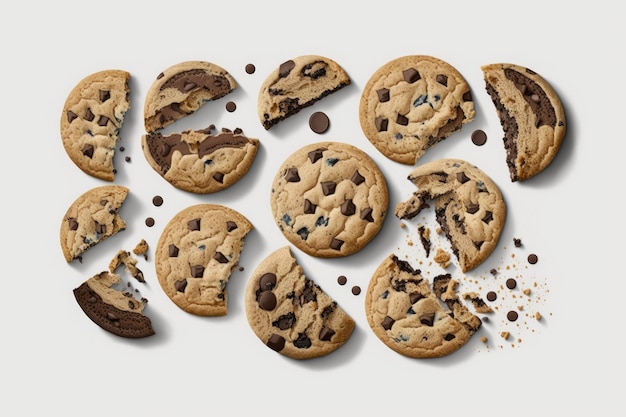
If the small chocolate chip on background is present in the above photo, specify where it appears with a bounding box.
[351,286,361,296]
[152,195,163,207]
[309,111,330,134]
[245,63,256,74]
[471,129,487,146]
[337,275,347,285]
[145,217,155,227]
[226,101,236,112]
[528,254,538,264]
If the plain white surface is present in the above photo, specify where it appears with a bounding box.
[2,1,624,415]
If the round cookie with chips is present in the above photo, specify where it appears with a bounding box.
[155,204,253,316]
[359,55,475,165]
[270,141,388,258]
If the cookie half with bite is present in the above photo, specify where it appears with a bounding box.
[481,63,566,181]
[142,125,259,194]
[359,55,475,165]
[395,158,505,272]
[365,254,481,358]
[144,61,237,133]
[60,185,129,262]
[245,246,355,359]
[258,55,351,130]
[60,70,130,181]
[155,204,253,316]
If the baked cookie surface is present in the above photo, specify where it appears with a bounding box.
[270,141,388,258]
[395,159,505,272]
[244,246,355,359]
[258,55,350,130]
[144,61,237,133]
[155,204,253,316]
[60,70,130,181]
[60,185,129,262]
[142,126,259,194]
[359,55,475,165]
[364,254,481,358]
[482,63,566,181]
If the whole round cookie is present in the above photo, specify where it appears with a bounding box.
[155,204,253,316]
[482,63,566,182]
[359,55,475,165]
[60,185,129,262]
[258,55,351,130]
[244,246,355,359]
[60,70,130,181]
[142,125,259,194]
[270,141,388,258]
[395,158,505,272]
[144,61,237,133]
[365,254,481,358]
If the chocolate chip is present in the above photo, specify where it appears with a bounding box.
[528,254,538,264]
[97,115,109,126]
[360,208,374,222]
[351,171,365,185]
[273,313,296,330]
[258,290,277,311]
[319,326,335,341]
[190,265,205,278]
[168,244,179,257]
[294,333,312,349]
[377,88,390,102]
[513,238,522,247]
[226,221,238,232]
[420,313,435,326]
[506,278,517,289]
[396,113,409,126]
[259,273,277,291]
[436,74,448,86]
[340,199,356,216]
[68,217,78,231]
[444,334,456,341]
[466,203,479,214]
[99,90,110,102]
[279,60,295,77]
[471,129,487,146]
[490,268,498,276]
[267,334,285,352]
[456,172,470,184]
[321,181,336,196]
[225,101,236,112]
[125,156,131,162]
[245,63,256,74]
[214,252,229,263]
[187,219,201,231]
[309,111,330,134]
[507,311,519,321]
[381,316,395,330]
[330,238,344,250]
[145,217,155,227]
[174,279,187,293]
[213,172,225,183]
[351,286,361,295]
[67,110,78,123]
[81,143,94,158]
[95,222,106,234]
[403,68,420,83]
[337,275,347,285]
[84,108,95,122]
[482,211,493,224]
[375,116,388,132]
[303,199,317,214]
[308,149,324,163]
[409,292,424,304]
[486,291,497,302]
[285,167,300,182]
[152,195,163,206]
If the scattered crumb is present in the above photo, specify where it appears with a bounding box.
[133,239,149,261]
[433,248,451,268]
[535,312,542,320]
[480,336,488,343]
[500,331,510,340]
[109,250,145,283]
[463,292,493,313]
[523,288,531,296]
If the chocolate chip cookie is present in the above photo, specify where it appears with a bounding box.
[481,63,566,181]
[359,55,475,165]
[144,61,237,133]
[60,70,130,181]
[364,254,481,358]
[395,158,506,272]
[155,204,253,316]
[244,246,355,359]
[270,141,388,258]
[258,55,351,130]
[60,185,129,262]
[142,125,259,194]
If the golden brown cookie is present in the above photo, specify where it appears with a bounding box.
[359,55,475,165]
[481,63,566,181]
[60,70,130,181]
[155,204,253,316]
[244,246,355,359]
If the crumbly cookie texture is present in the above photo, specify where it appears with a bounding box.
[481,63,566,181]
[155,204,252,316]
[244,246,355,360]
[142,125,259,194]
[258,55,350,130]
[109,250,145,283]
[144,61,237,133]
[270,141,388,258]
[365,254,481,358]
[395,159,506,272]
[73,270,154,338]
[359,55,475,165]
[60,185,129,262]
[60,70,130,181]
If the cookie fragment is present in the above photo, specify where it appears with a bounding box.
[109,250,145,283]
[133,239,149,260]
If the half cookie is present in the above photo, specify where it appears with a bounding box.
[73,270,154,338]
[155,204,253,316]
[395,159,505,272]
[270,141,388,258]
[144,61,237,133]
[244,246,355,359]
[60,185,129,262]
[60,70,130,181]
[365,254,481,358]
[359,55,475,165]
[481,63,566,181]
[258,55,351,130]
[142,125,259,194]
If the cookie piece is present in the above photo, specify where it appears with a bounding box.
[270,141,388,258]
[244,246,355,359]
[60,70,130,181]
[109,250,145,283]
[395,159,505,272]
[359,55,475,165]
[142,125,259,194]
[481,63,566,181]
[258,55,350,130]
[60,185,129,262]
[144,61,237,133]
[155,204,252,316]
[364,254,481,358]
[73,270,154,338]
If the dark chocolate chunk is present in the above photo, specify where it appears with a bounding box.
[68,217,79,231]
[321,181,336,196]
[99,90,110,102]
[188,218,201,231]
[507,311,519,321]
[482,211,493,224]
[82,143,94,158]
[84,108,95,122]
[466,203,479,214]
[377,88,390,102]
[456,171,470,184]
[67,110,78,123]
[97,115,109,126]
[294,333,312,349]
[297,227,309,240]
[471,129,487,146]
[245,63,256,74]
[174,279,187,292]
[309,111,330,134]
[419,313,435,326]
[337,275,347,285]
[330,238,344,250]
[226,221,238,232]
[190,265,204,278]
[308,149,325,163]
[303,199,317,214]
[409,292,424,304]
[396,113,409,126]
[444,333,456,341]
[258,290,277,311]
[285,167,300,182]
[168,244,179,257]
[436,74,448,86]
[351,170,365,185]
[267,334,285,352]
[381,316,395,330]
[259,273,277,291]
[145,218,155,227]
[319,326,335,341]
[528,254,538,264]
[214,252,229,263]
[513,238,522,247]
[212,172,225,183]
[340,199,356,216]
[279,60,295,77]
[273,312,296,330]
[403,68,420,83]
[360,208,374,222]
[375,116,388,132]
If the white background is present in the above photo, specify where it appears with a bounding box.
[2,1,624,415]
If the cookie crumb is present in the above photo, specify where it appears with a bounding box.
[133,239,149,261]
[433,248,451,268]
[500,331,510,340]
[417,225,431,257]
[523,288,531,296]
[535,312,542,321]
[480,336,488,343]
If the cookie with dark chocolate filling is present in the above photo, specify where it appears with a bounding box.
[395,159,505,272]
[482,63,566,181]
